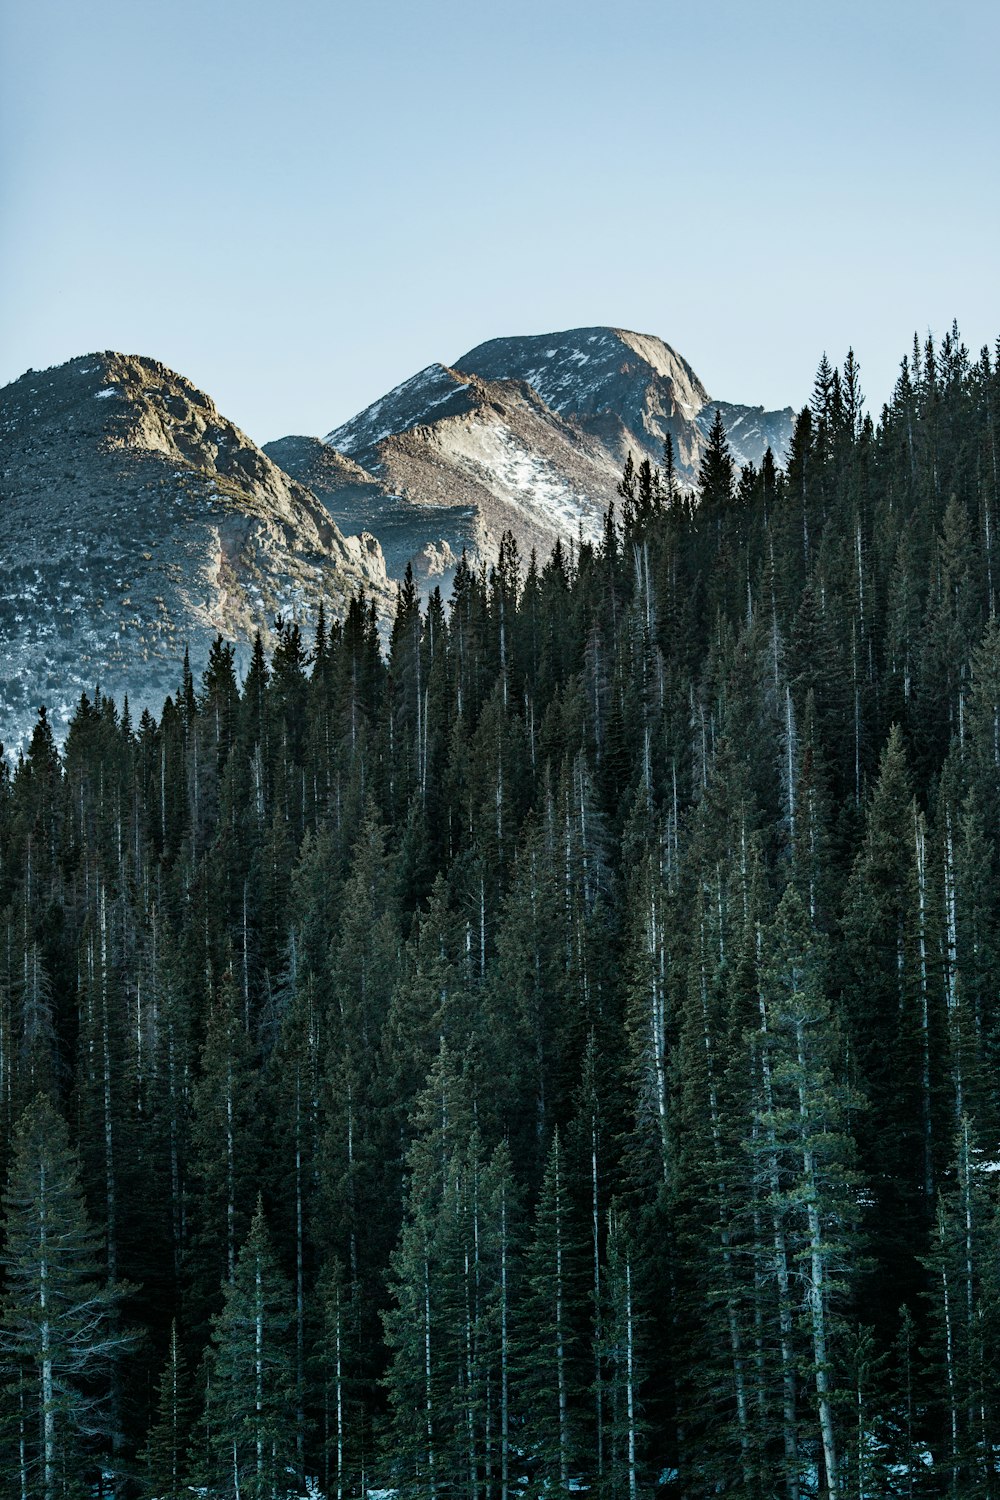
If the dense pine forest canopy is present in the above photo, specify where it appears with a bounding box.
[4,324,1000,1499]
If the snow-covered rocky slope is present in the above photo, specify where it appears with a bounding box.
[457,327,793,472]
[323,363,624,565]
[0,353,390,751]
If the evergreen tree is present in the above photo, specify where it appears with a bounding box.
[201,1198,295,1498]
[141,1320,193,1500]
[517,1129,579,1494]
[0,1094,132,1500]
[604,1207,642,1500]
[758,886,863,1500]
[187,971,260,1338]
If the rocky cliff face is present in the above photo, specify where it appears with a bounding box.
[306,326,796,570]
[456,327,794,472]
[0,353,389,749]
[322,362,622,566]
[454,327,712,471]
[264,430,473,592]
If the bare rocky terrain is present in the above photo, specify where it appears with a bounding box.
[263,432,472,592]
[0,353,390,750]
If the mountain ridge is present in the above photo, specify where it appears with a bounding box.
[0,327,798,750]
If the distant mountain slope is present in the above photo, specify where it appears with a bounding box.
[0,330,796,749]
[262,433,381,505]
[309,327,795,569]
[0,353,389,749]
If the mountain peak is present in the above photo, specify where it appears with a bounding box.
[303,325,796,581]
[454,326,711,423]
[0,352,389,749]
[324,363,478,461]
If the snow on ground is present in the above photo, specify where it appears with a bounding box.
[454,416,604,544]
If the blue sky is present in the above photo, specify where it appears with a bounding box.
[2,0,997,445]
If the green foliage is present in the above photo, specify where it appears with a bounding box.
[141,1320,193,1500]
[4,329,1000,1494]
[0,1094,133,1499]
[200,1200,296,1497]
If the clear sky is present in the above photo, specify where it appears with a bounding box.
[2,0,998,446]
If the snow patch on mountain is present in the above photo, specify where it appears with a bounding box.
[304,326,796,582]
[444,416,602,544]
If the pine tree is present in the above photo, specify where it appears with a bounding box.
[315,1257,365,1500]
[517,1129,579,1495]
[0,1094,133,1500]
[920,1118,999,1498]
[841,724,933,1271]
[186,971,260,1338]
[698,409,735,514]
[758,886,863,1500]
[604,1207,642,1500]
[381,1044,484,1500]
[202,1198,295,1498]
[141,1320,193,1500]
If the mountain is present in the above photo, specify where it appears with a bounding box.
[0,329,795,750]
[321,360,624,569]
[293,326,795,573]
[4,326,991,1499]
[454,328,795,472]
[0,353,389,749]
[453,327,713,468]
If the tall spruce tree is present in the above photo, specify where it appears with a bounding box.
[201,1198,295,1498]
[141,1320,193,1500]
[758,886,863,1500]
[0,1094,133,1500]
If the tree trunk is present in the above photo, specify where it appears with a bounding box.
[255,1256,264,1486]
[39,1159,56,1500]
[501,1182,510,1500]
[796,1018,838,1499]
[624,1250,638,1500]
[424,1251,436,1500]
[757,965,800,1500]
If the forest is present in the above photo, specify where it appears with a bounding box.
[2,326,1000,1499]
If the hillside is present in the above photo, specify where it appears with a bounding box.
[2,331,997,1497]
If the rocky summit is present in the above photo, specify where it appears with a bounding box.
[302,326,795,570]
[455,327,794,472]
[0,353,389,750]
